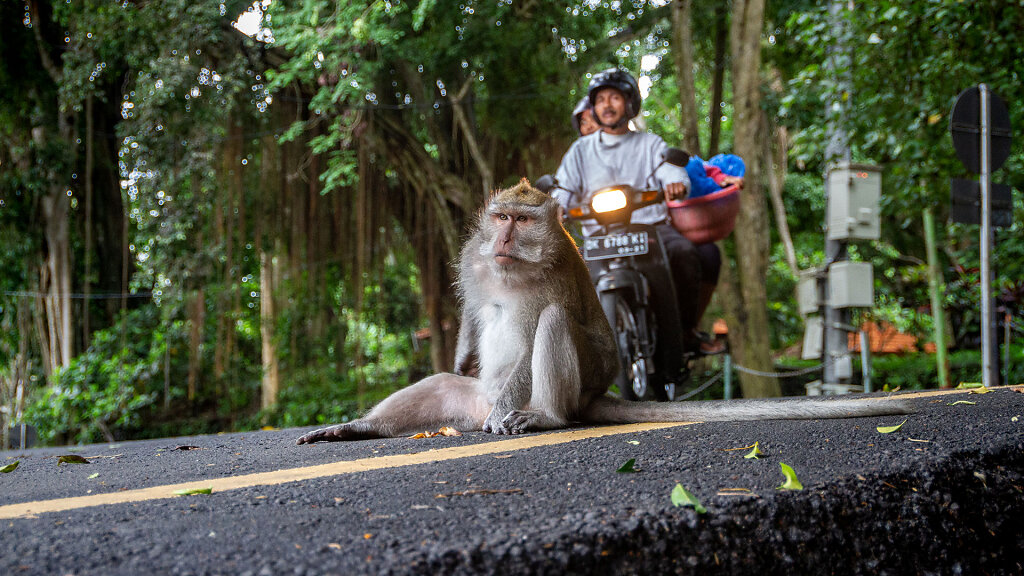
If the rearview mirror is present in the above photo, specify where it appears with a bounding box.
[662,148,690,168]
[534,174,556,194]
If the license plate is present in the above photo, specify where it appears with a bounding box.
[583,231,649,261]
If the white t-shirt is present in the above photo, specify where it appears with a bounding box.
[552,130,690,236]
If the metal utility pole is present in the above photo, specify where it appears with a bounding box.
[978,84,995,387]
[823,0,852,389]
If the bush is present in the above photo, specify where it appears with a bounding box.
[27,306,167,444]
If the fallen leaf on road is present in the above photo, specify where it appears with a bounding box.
[968,387,991,395]
[88,473,100,479]
[328,543,341,549]
[716,488,756,498]
[363,533,373,539]
[948,400,977,406]
[744,442,763,460]
[956,382,984,389]
[626,440,640,445]
[492,454,513,459]
[174,487,213,496]
[57,455,90,465]
[616,458,639,473]
[173,445,201,451]
[435,488,523,498]
[0,461,19,473]
[722,442,757,452]
[671,484,706,514]
[410,427,463,439]
[777,463,804,491]
[876,420,907,434]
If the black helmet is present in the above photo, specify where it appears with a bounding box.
[571,97,591,136]
[587,68,642,120]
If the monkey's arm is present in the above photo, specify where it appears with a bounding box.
[454,308,480,377]
[481,355,534,435]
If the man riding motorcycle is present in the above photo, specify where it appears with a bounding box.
[553,68,720,355]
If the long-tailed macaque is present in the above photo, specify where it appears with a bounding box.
[297,181,907,444]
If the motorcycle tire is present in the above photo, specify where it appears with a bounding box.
[600,291,657,401]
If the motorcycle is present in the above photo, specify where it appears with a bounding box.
[536,148,721,401]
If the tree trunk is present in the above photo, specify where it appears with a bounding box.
[671,0,702,156]
[187,287,205,402]
[41,190,73,373]
[727,0,779,398]
[450,78,494,194]
[708,2,728,156]
[762,112,798,278]
[83,94,94,348]
[260,247,281,411]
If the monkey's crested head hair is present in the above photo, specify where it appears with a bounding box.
[486,179,555,215]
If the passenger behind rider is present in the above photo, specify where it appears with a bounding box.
[571,97,600,137]
[554,68,720,354]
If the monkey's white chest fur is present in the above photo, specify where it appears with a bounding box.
[478,298,529,383]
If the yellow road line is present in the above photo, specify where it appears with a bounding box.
[0,421,690,520]
[2,385,1014,520]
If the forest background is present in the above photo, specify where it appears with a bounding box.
[2,0,1022,446]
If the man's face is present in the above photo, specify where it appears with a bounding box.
[578,108,599,136]
[593,87,627,128]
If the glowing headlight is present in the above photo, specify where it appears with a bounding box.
[591,189,627,213]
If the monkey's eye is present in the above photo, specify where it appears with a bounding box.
[515,215,529,223]
[496,213,509,221]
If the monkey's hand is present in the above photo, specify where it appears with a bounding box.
[482,407,523,435]
[296,423,362,444]
[483,408,547,435]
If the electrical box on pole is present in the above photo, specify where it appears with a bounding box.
[802,163,881,395]
[828,261,874,308]
[827,165,882,241]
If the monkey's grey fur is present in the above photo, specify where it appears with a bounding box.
[297,181,908,444]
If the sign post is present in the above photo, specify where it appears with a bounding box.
[950,84,1013,388]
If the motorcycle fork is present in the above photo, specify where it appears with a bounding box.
[597,257,658,372]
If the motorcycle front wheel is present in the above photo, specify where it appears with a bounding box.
[600,291,656,401]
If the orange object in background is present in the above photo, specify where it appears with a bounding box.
[849,321,937,354]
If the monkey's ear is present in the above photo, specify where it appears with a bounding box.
[519,177,531,186]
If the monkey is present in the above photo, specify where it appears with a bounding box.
[297,180,908,444]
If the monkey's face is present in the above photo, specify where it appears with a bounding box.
[480,208,546,269]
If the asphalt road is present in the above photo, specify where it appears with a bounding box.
[1,387,1022,575]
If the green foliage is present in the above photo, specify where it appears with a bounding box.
[26,306,169,444]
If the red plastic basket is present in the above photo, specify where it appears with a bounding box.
[666,184,740,244]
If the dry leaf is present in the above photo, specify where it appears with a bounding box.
[723,442,758,452]
[438,426,462,437]
[328,543,342,549]
[57,455,90,465]
[436,488,523,498]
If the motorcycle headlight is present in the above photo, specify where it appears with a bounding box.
[591,188,627,213]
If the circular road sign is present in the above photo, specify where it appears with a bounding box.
[950,85,1012,174]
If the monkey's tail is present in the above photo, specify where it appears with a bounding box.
[583,395,912,424]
